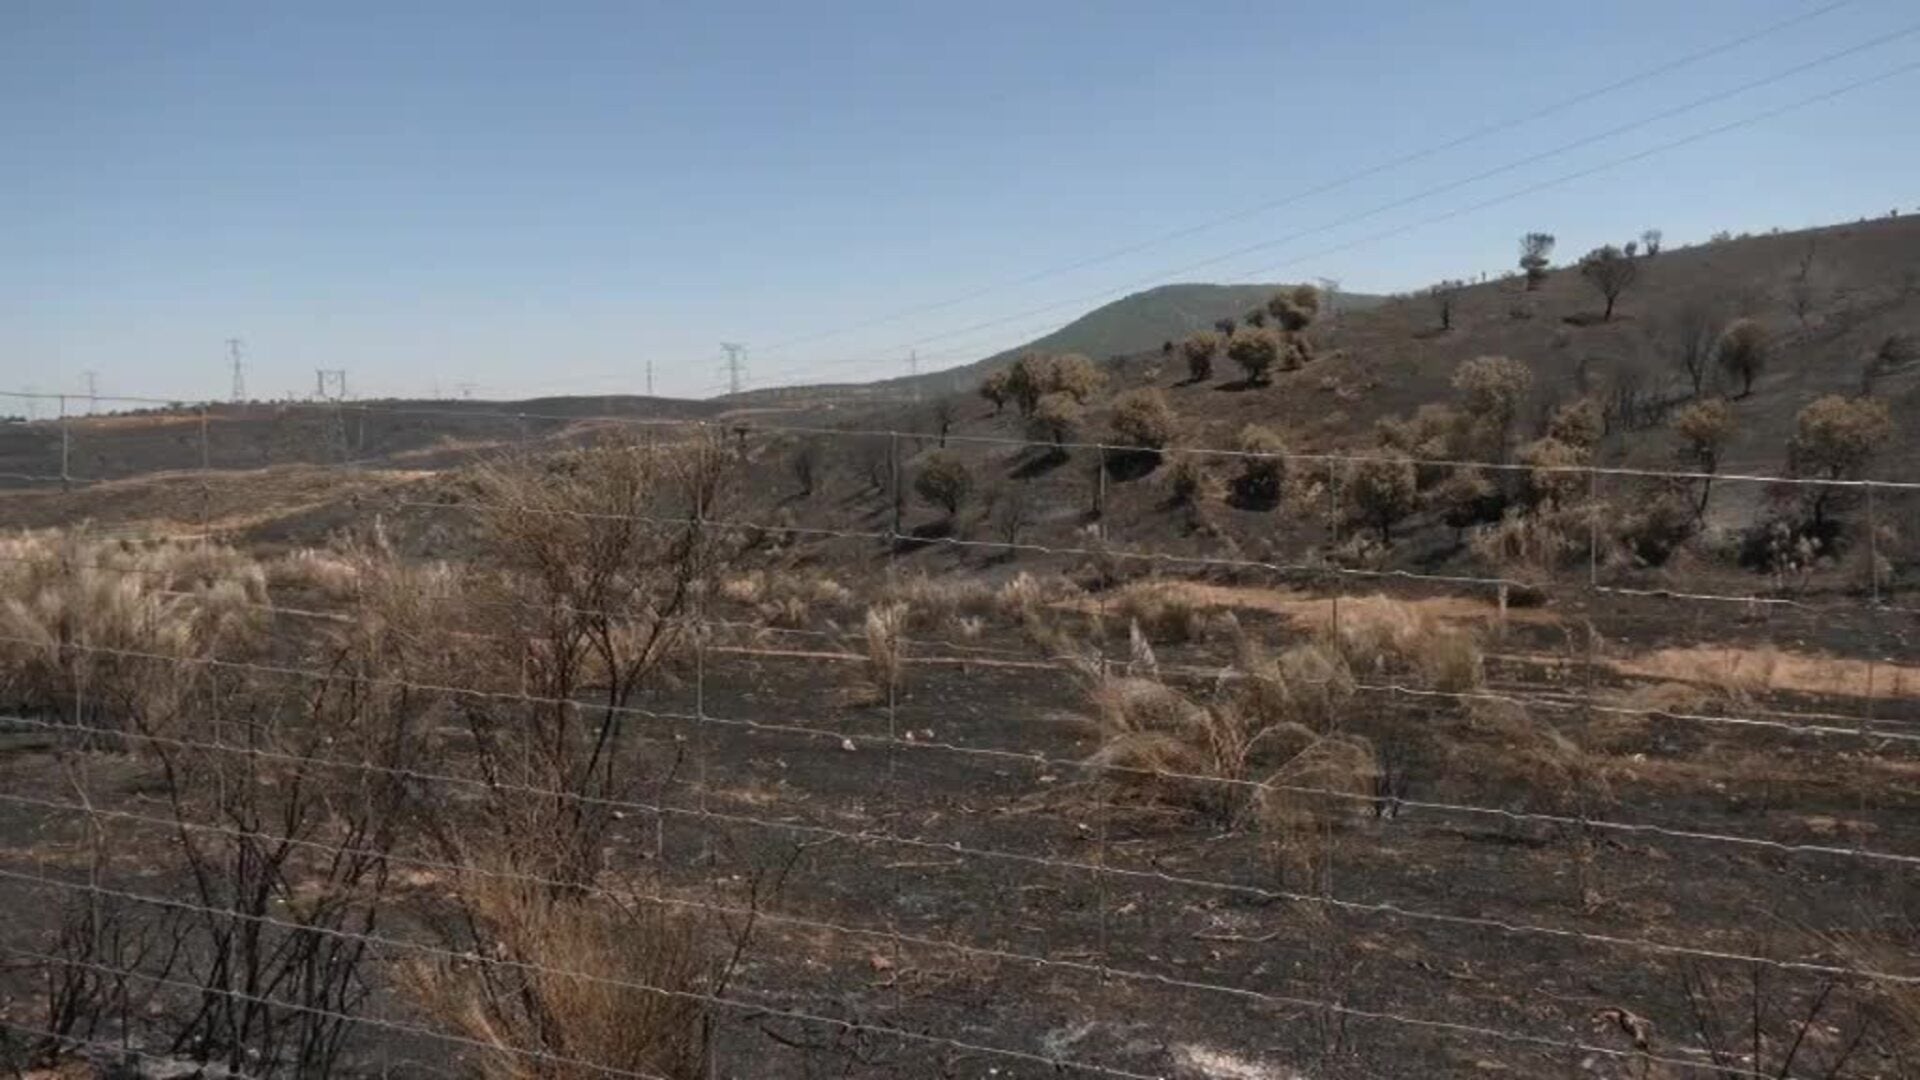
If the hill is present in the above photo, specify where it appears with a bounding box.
[6,215,1915,567]
[720,282,1385,407]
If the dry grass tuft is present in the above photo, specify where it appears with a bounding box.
[856,602,907,704]
[403,878,708,1080]
[718,569,852,630]
[267,546,364,598]
[1232,631,1357,736]
[1108,578,1209,645]
[1326,594,1485,692]
[0,529,268,724]
[876,572,1000,633]
[1452,699,1611,814]
[1080,623,1379,829]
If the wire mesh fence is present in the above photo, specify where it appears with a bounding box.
[0,389,1916,1078]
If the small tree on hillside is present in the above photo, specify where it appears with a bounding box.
[1180,331,1220,383]
[1670,398,1735,521]
[1048,353,1104,404]
[1577,245,1639,320]
[914,452,973,519]
[928,398,958,447]
[1028,393,1082,450]
[1516,436,1589,510]
[1661,303,1719,398]
[1787,279,1819,329]
[1007,353,1052,415]
[988,483,1032,548]
[979,369,1012,415]
[1244,309,1268,329]
[1451,355,1531,462]
[1231,424,1288,510]
[1006,352,1103,416]
[1545,397,1604,451]
[1226,327,1282,384]
[1430,466,1500,539]
[1640,228,1662,256]
[1714,318,1771,398]
[1429,279,1466,331]
[1519,233,1556,290]
[1267,285,1320,332]
[1788,395,1893,532]
[1348,455,1419,543]
[1110,389,1177,451]
[1214,317,1238,337]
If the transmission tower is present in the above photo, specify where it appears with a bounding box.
[720,343,747,395]
[1316,277,1341,320]
[314,369,349,401]
[82,371,98,415]
[227,338,246,403]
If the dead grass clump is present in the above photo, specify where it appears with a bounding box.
[718,569,853,630]
[1627,645,1782,705]
[877,572,998,632]
[1255,729,1380,885]
[1084,674,1281,822]
[1108,579,1207,644]
[1082,629,1378,828]
[1453,699,1611,815]
[1327,595,1484,692]
[0,530,268,725]
[404,879,708,1080]
[1231,632,1357,735]
[717,572,766,606]
[995,571,1079,623]
[267,546,363,598]
[1588,680,1712,752]
[854,602,907,704]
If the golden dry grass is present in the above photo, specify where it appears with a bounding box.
[402,878,708,1080]
[0,529,269,722]
[1618,644,1920,702]
[1328,594,1484,693]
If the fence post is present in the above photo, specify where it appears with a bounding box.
[889,430,902,546]
[58,394,71,492]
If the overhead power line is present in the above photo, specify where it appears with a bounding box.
[512,1,1867,401]
[736,25,1920,390]
[732,0,1863,361]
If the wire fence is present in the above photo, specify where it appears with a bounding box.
[1,387,1916,1078]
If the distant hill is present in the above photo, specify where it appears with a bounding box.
[721,283,1384,406]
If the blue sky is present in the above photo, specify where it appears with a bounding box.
[4,0,1916,404]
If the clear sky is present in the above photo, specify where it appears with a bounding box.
[4,0,1916,405]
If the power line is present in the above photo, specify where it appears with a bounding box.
[736,31,1920,391]
[725,0,1863,363]
[438,2,1868,405]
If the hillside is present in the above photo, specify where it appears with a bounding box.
[720,282,1384,407]
[6,216,1916,564]
[725,213,1920,597]
[876,215,1920,484]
